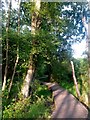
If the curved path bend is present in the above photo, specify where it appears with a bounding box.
[42,82,90,118]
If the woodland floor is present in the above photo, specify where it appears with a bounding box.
[43,82,90,118]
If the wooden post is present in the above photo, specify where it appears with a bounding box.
[71,61,80,97]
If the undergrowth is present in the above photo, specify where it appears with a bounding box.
[59,79,88,108]
[3,80,53,119]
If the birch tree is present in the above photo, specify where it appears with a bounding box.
[71,61,80,97]
[21,0,41,98]
[87,2,90,107]
[8,0,21,93]
[2,0,11,91]
[82,2,90,106]
[88,18,90,107]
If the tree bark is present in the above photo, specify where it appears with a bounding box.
[87,18,90,106]
[82,3,90,105]
[21,0,41,98]
[2,0,11,91]
[8,0,20,93]
[71,61,80,97]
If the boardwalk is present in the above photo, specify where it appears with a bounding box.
[43,82,90,118]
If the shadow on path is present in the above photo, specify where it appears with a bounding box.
[44,82,89,118]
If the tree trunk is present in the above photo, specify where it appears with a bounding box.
[2,0,11,91]
[82,3,90,105]
[21,0,41,98]
[71,61,80,97]
[8,0,20,93]
[87,19,90,106]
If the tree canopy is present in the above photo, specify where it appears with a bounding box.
[1,1,90,119]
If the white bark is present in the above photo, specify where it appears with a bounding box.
[71,61,80,97]
[87,15,90,106]
[8,50,19,93]
[2,0,11,91]
[82,3,90,105]
[21,0,41,98]
[8,0,20,93]
[22,67,34,97]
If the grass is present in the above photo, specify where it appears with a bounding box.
[3,97,52,118]
[25,98,51,118]
[59,80,76,96]
[59,79,89,108]
[3,80,53,119]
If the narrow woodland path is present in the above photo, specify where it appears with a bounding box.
[42,82,90,118]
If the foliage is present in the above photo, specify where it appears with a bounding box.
[58,58,89,107]
[2,2,88,85]
[2,1,90,118]
[0,81,1,119]
[59,79,76,96]
[73,58,88,106]
[3,80,53,119]
[51,58,73,82]
[3,98,51,118]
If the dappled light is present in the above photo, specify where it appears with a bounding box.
[49,83,88,118]
[1,1,90,119]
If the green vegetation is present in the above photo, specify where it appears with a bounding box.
[59,58,88,106]
[0,81,1,119]
[2,1,90,119]
[3,80,53,118]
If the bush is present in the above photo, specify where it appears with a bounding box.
[3,80,53,119]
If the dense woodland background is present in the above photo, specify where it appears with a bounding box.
[1,0,90,118]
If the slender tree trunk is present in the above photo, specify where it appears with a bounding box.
[21,0,41,98]
[8,0,20,93]
[87,19,90,106]
[2,0,11,91]
[71,61,80,97]
[82,3,90,105]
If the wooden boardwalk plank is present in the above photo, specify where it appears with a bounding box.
[43,82,89,118]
